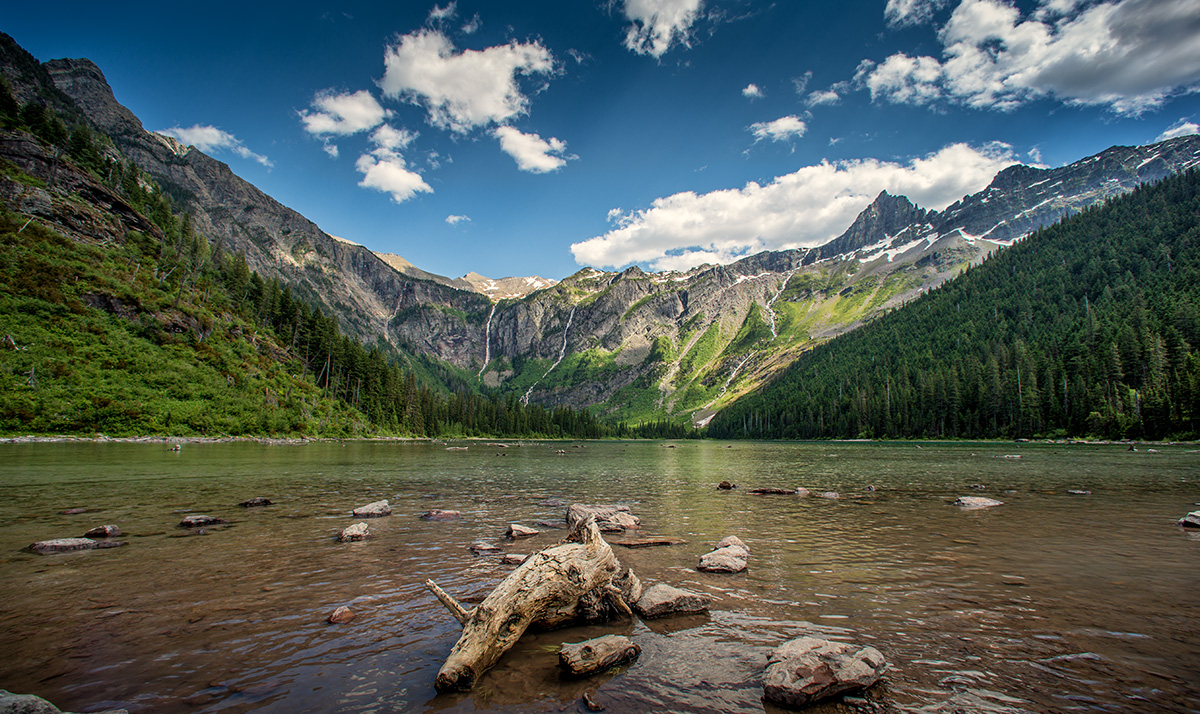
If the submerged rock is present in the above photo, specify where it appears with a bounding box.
[59,507,87,515]
[338,522,371,542]
[559,634,641,676]
[506,523,539,538]
[83,525,122,538]
[748,487,795,495]
[634,583,709,618]
[566,504,640,533]
[820,491,841,499]
[470,541,502,555]
[500,553,528,565]
[328,606,355,624]
[954,496,1004,510]
[239,497,272,508]
[352,499,391,518]
[1178,511,1200,528]
[178,514,227,528]
[26,538,126,554]
[420,509,461,520]
[716,535,750,553]
[762,636,887,709]
[717,481,736,490]
[698,545,749,573]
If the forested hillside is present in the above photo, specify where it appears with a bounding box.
[0,77,627,439]
[710,169,1200,441]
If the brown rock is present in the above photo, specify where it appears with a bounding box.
[338,522,371,542]
[179,514,227,528]
[634,583,709,618]
[83,525,123,538]
[717,481,736,490]
[506,523,539,538]
[328,606,355,624]
[352,499,391,518]
[762,636,887,709]
[420,509,462,520]
[239,497,272,508]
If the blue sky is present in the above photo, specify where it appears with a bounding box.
[7,0,1200,280]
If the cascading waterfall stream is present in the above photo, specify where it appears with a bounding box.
[521,305,577,406]
[477,304,497,377]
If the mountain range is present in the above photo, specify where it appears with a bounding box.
[3,31,1199,429]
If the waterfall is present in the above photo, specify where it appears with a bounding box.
[477,303,496,377]
[521,305,577,406]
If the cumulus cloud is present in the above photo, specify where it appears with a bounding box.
[742,83,764,99]
[353,122,430,203]
[750,116,808,142]
[570,142,1017,272]
[158,124,273,168]
[494,126,575,173]
[806,89,841,106]
[621,0,704,58]
[446,214,471,225]
[862,0,1200,115]
[885,0,948,27]
[1157,118,1199,141]
[379,29,555,133]
[299,90,391,136]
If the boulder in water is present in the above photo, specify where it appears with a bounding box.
[1178,511,1200,529]
[420,509,461,520]
[239,497,272,508]
[83,525,122,538]
[762,636,887,709]
[954,496,1004,510]
[506,523,539,538]
[328,606,355,624]
[352,499,391,518]
[634,583,709,618]
[338,522,371,542]
[179,514,227,528]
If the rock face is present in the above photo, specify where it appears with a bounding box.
[83,525,122,538]
[954,496,1004,510]
[559,635,641,676]
[506,524,539,538]
[26,538,125,554]
[634,583,709,618]
[1178,511,1200,528]
[566,504,640,533]
[420,509,461,520]
[352,500,391,518]
[762,636,887,709]
[338,522,371,542]
[179,514,227,528]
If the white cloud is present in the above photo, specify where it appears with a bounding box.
[494,126,575,173]
[428,2,456,22]
[461,14,481,34]
[158,124,273,168]
[621,0,704,58]
[750,116,808,142]
[806,89,841,106]
[379,29,555,133]
[1157,118,1199,141]
[792,71,813,95]
[863,0,1200,115]
[299,90,390,136]
[570,142,1017,272]
[446,214,471,225]
[323,143,339,159]
[369,124,417,153]
[355,153,432,203]
[742,83,764,99]
[885,0,948,27]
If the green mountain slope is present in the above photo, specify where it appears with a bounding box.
[709,170,1200,441]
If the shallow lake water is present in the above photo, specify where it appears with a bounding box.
[0,440,1197,714]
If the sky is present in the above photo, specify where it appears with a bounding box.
[6,0,1200,280]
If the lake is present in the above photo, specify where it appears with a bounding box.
[0,440,1196,713]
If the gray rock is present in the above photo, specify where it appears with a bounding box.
[500,553,528,565]
[506,523,539,538]
[420,509,461,520]
[634,583,709,618]
[470,541,502,555]
[954,496,1004,510]
[179,514,227,528]
[715,535,750,553]
[566,504,640,532]
[338,522,371,542]
[239,497,272,507]
[559,634,641,675]
[0,690,129,714]
[352,499,391,518]
[820,491,841,499]
[762,636,887,709]
[83,525,122,538]
[698,545,749,573]
[794,488,811,497]
[26,538,126,554]
[1178,510,1200,528]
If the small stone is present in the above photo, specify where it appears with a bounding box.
[179,514,227,528]
[715,535,749,553]
[59,507,87,515]
[582,691,605,712]
[338,522,371,542]
[821,491,840,499]
[559,634,641,676]
[328,606,354,624]
[83,525,123,538]
[717,481,736,490]
[634,583,709,618]
[1066,490,1091,495]
[506,523,539,538]
[954,496,1004,510]
[239,497,272,508]
[352,499,391,518]
[698,546,748,573]
[470,541,501,555]
[748,487,796,495]
[1178,511,1200,529]
[420,509,461,520]
[500,553,528,565]
[762,636,887,709]
[794,488,810,497]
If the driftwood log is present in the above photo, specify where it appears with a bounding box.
[426,515,636,692]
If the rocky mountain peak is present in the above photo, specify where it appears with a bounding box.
[43,57,143,138]
[818,190,927,259]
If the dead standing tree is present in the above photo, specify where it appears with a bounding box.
[425,515,639,692]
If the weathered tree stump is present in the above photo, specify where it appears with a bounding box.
[559,634,641,676]
[425,516,635,692]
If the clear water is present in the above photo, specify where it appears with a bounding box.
[0,440,1197,713]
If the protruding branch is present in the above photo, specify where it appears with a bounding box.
[425,579,470,626]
